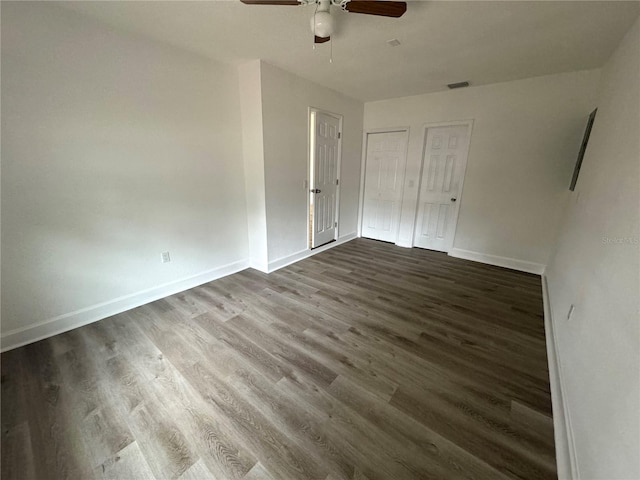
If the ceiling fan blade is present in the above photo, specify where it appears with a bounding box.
[239,0,301,5]
[344,1,407,17]
[315,35,330,44]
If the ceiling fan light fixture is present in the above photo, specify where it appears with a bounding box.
[311,10,334,38]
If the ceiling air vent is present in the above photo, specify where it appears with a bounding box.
[447,81,470,89]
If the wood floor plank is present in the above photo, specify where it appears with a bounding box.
[327,375,513,480]
[112,383,198,478]
[1,238,556,479]
[268,318,400,401]
[274,375,435,480]
[94,441,155,480]
[1,347,29,434]
[226,313,339,387]
[20,341,95,480]
[184,361,327,480]
[308,325,556,473]
[226,365,356,480]
[243,462,278,480]
[193,311,296,383]
[53,331,135,469]
[390,383,556,479]
[95,316,258,480]
[1,421,37,480]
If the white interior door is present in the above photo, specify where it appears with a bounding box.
[361,130,408,243]
[413,124,471,252]
[311,111,340,248]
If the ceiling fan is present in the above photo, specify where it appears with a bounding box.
[239,0,407,44]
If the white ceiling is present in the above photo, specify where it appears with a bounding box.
[60,1,639,102]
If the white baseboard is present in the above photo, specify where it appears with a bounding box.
[267,248,311,273]
[248,259,269,273]
[1,234,359,352]
[0,259,250,352]
[542,275,579,480]
[395,239,413,248]
[267,233,357,273]
[448,248,546,275]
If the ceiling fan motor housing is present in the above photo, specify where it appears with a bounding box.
[311,10,334,38]
[311,0,334,38]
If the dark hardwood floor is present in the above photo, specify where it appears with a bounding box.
[1,238,556,479]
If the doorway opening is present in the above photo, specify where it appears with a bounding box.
[309,108,342,249]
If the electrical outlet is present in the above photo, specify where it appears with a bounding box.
[567,304,575,321]
[161,251,171,263]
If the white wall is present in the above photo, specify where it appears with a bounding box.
[364,70,600,269]
[260,61,364,266]
[545,18,640,480]
[238,60,268,271]
[1,3,248,348]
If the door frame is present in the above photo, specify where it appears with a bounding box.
[410,119,474,250]
[357,127,411,243]
[308,107,343,249]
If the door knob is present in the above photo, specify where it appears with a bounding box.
[451,198,457,202]
[311,189,321,194]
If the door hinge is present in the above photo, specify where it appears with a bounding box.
[338,132,341,139]
[335,221,338,227]
[336,179,339,186]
